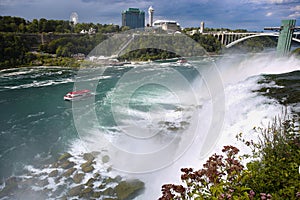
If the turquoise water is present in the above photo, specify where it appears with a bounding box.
[0,55,299,198]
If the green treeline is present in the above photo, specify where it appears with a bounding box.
[0,16,120,33]
[0,15,281,69]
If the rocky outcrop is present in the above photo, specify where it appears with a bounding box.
[0,152,145,200]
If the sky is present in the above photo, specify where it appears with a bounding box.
[0,0,300,31]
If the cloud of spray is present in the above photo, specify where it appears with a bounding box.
[72,28,226,174]
[70,28,300,199]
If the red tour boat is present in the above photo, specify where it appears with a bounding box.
[64,89,93,101]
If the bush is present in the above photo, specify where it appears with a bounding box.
[239,115,300,199]
[159,146,253,199]
[159,115,299,199]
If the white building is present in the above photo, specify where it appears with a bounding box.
[153,20,181,31]
[148,6,154,27]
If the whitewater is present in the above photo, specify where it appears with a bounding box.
[0,53,299,199]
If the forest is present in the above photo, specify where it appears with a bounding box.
[0,16,287,69]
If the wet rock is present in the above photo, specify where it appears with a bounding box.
[60,195,67,200]
[63,167,76,177]
[83,165,94,173]
[115,180,144,200]
[49,170,59,177]
[36,178,49,187]
[81,160,94,169]
[0,177,19,198]
[60,160,75,169]
[51,162,59,168]
[180,121,189,126]
[85,178,95,187]
[81,161,94,173]
[93,173,101,179]
[114,175,122,182]
[79,187,93,198]
[175,106,184,112]
[102,155,110,163]
[83,153,95,162]
[92,191,101,198]
[58,152,72,162]
[51,185,66,198]
[103,177,115,185]
[103,198,117,200]
[68,185,84,197]
[101,187,115,196]
[73,173,85,184]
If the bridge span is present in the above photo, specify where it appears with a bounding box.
[200,31,300,48]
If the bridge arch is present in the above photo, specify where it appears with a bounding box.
[225,33,300,48]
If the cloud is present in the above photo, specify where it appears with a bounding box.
[245,0,298,4]
[266,12,273,16]
[288,11,300,18]
[291,5,300,11]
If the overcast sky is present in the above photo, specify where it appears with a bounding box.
[0,0,299,31]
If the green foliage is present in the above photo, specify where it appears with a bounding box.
[159,146,253,200]
[191,34,222,53]
[160,117,299,199]
[0,16,120,34]
[227,36,277,53]
[238,116,300,199]
[291,48,300,57]
[119,48,177,61]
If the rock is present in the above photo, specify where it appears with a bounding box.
[79,187,93,198]
[49,170,59,177]
[103,177,115,185]
[60,195,67,200]
[68,185,84,197]
[82,165,94,173]
[81,161,94,173]
[114,175,122,182]
[80,160,94,169]
[36,178,49,187]
[0,177,19,198]
[103,198,117,200]
[51,185,66,198]
[51,162,59,168]
[60,160,75,169]
[93,173,101,179]
[114,180,144,200]
[83,153,95,162]
[73,173,85,184]
[58,152,72,162]
[92,191,101,198]
[102,155,110,163]
[85,178,95,187]
[101,187,115,196]
[63,168,76,177]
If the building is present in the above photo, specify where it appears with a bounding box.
[148,6,154,27]
[200,21,205,33]
[153,20,181,31]
[122,8,145,29]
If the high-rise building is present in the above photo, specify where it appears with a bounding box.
[122,8,145,29]
[200,21,205,33]
[148,6,154,27]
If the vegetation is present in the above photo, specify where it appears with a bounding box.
[291,47,300,57]
[119,48,178,61]
[225,36,277,53]
[0,15,281,68]
[191,34,222,53]
[0,16,119,33]
[159,115,300,199]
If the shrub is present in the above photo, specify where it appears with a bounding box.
[240,115,300,199]
[159,146,253,199]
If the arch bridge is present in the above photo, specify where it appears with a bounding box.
[203,31,300,48]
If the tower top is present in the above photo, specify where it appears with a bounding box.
[148,6,154,12]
